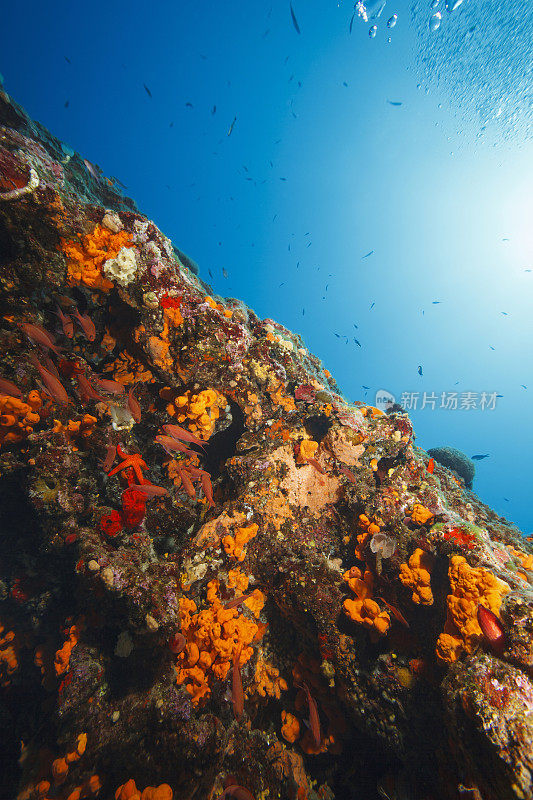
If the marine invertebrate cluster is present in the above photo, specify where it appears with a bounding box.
[342,566,391,640]
[0,390,41,445]
[62,223,133,291]
[399,548,435,605]
[0,621,19,686]
[165,388,227,440]
[436,555,510,662]
[222,523,259,562]
[175,579,263,703]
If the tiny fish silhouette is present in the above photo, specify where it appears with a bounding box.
[211,105,217,114]
[227,116,237,136]
[353,338,361,347]
[290,3,301,33]
[388,100,402,106]
[432,300,441,304]
[143,84,152,98]
[185,102,193,108]
[418,365,423,376]
[489,346,495,350]
[349,13,355,32]
[222,268,229,279]
[362,250,374,259]
[471,454,489,460]
[64,56,71,64]
[501,311,509,315]
[369,302,375,310]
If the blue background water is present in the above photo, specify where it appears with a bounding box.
[1,1,531,531]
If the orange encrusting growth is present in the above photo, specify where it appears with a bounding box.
[281,710,301,743]
[399,548,435,605]
[54,621,83,676]
[104,350,153,385]
[0,621,19,686]
[252,655,288,699]
[175,579,263,704]
[410,503,434,525]
[342,567,391,640]
[355,513,381,559]
[62,224,133,291]
[115,780,173,800]
[436,555,510,663]
[0,391,41,446]
[222,523,259,562]
[164,388,227,440]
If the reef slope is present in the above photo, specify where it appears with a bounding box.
[1,91,532,800]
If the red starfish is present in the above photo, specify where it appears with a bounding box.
[107,444,148,485]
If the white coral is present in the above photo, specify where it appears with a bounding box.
[103,246,138,286]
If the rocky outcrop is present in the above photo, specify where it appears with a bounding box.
[1,89,532,800]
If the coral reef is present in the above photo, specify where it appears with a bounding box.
[1,88,533,800]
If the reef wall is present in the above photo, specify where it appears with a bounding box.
[1,89,532,800]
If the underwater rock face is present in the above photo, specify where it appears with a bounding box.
[0,90,532,800]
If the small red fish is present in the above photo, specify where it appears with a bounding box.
[101,444,117,472]
[29,353,69,406]
[300,681,321,748]
[72,307,96,341]
[339,464,357,483]
[0,377,22,398]
[155,435,196,457]
[93,377,126,395]
[169,632,186,654]
[56,306,74,338]
[376,597,410,628]
[200,470,215,507]
[129,483,168,498]
[162,423,207,450]
[232,645,244,720]
[178,468,197,499]
[307,457,326,475]
[223,590,257,610]
[477,604,506,655]
[427,458,435,474]
[128,386,141,423]
[57,358,85,378]
[75,374,106,403]
[20,322,61,354]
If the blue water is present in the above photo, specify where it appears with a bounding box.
[2,0,532,531]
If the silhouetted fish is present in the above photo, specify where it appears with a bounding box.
[222,268,229,279]
[143,84,152,98]
[290,3,301,33]
[362,250,374,258]
[349,13,355,33]
[353,338,361,347]
[228,116,237,136]
[418,366,423,376]
[388,100,402,106]
[471,454,489,460]
[211,105,217,114]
